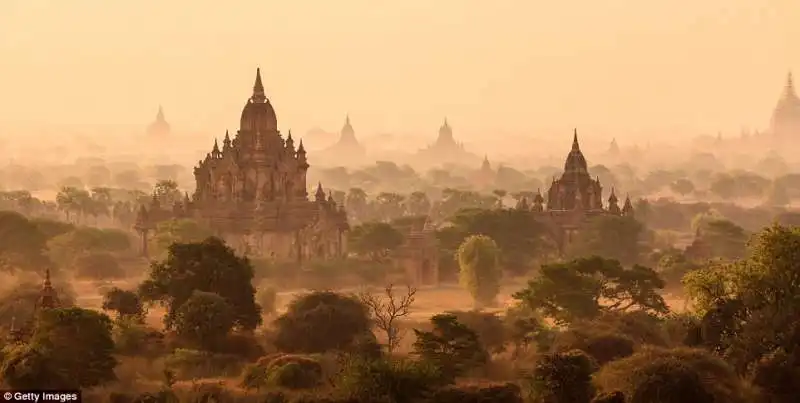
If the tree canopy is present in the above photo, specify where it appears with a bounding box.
[513,256,668,326]
[138,237,261,330]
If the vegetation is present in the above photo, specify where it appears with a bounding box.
[1,158,800,401]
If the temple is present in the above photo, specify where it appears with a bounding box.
[416,118,479,166]
[136,69,349,262]
[146,106,171,137]
[769,72,800,142]
[518,129,633,251]
[321,115,366,163]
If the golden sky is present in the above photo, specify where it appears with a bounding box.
[1,0,798,140]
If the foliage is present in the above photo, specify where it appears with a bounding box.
[504,304,554,357]
[266,356,324,390]
[163,348,244,380]
[567,215,645,266]
[523,349,596,403]
[457,235,502,307]
[412,313,488,381]
[347,222,405,261]
[550,328,635,366]
[102,287,144,320]
[336,356,445,402]
[0,211,50,272]
[443,208,547,274]
[47,226,131,265]
[273,291,372,354]
[4,307,117,389]
[513,256,668,325]
[173,291,236,351]
[0,280,76,330]
[112,317,165,357]
[595,346,748,403]
[685,218,748,261]
[358,284,416,353]
[73,252,125,279]
[683,224,800,371]
[447,310,507,354]
[138,237,261,331]
[429,382,524,403]
[747,348,800,403]
[149,219,214,259]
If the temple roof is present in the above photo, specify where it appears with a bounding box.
[563,129,588,174]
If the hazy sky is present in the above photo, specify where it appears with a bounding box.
[1,0,798,141]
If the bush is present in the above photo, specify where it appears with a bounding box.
[336,356,444,402]
[448,310,507,354]
[748,348,800,403]
[595,346,749,403]
[163,349,244,380]
[242,354,323,391]
[268,360,323,390]
[524,349,596,403]
[429,382,523,403]
[550,329,635,366]
[273,291,371,354]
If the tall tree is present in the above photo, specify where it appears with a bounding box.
[139,237,261,330]
[457,235,502,308]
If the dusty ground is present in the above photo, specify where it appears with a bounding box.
[69,277,687,330]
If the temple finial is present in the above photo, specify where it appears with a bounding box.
[252,67,266,103]
[572,128,580,151]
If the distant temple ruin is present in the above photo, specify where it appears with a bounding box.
[135,69,349,262]
[146,106,171,137]
[769,72,800,142]
[416,119,479,165]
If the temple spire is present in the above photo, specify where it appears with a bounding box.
[156,105,165,121]
[252,68,266,103]
[572,128,580,151]
[785,71,796,98]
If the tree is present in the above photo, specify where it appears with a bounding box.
[457,235,502,308]
[594,347,744,403]
[765,181,790,207]
[47,227,131,266]
[405,191,432,216]
[347,222,405,261]
[3,307,117,389]
[173,291,236,351]
[683,224,800,371]
[444,208,547,274]
[684,218,748,262]
[0,211,50,272]
[412,313,488,381]
[102,287,144,321]
[513,256,668,326]
[358,284,417,353]
[272,291,372,354]
[150,219,214,258]
[567,215,645,266]
[524,349,596,403]
[138,237,261,331]
[153,179,182,206]
[73,252,125,279]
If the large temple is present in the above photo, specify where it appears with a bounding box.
[518,130,633,251]
[136,69,349,262]
[769,72,800,142]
